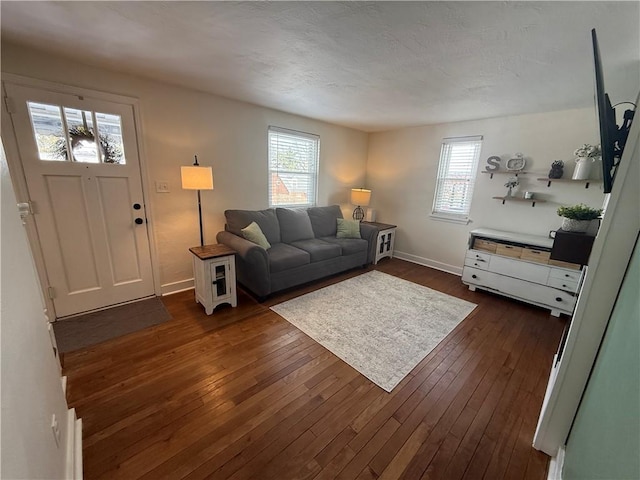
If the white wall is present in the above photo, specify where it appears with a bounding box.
[1,42,369,292]
[0,141,73,478]
[367,109,605,272]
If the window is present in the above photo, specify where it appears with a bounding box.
[268,126,319,207]
[431,136,482,222]
[27,101,126,164]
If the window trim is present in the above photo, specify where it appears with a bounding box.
[268,126,320,208]
[431,135,482,223]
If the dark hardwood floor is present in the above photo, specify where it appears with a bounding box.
[62,258,565,479]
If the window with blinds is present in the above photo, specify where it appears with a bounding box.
[268,126,319,208]
[431,136,482,222]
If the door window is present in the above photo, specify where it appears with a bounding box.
[27,101,126,164]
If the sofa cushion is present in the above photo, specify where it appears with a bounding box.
[267,243,310,273]
[290,238,342,263]
[241,221,271,249]
[225,209,281,244]
[321,236,369,256]
[336,218,361,239]
[307,205,343,237]
[276,208,315,243]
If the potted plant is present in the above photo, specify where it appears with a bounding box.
[557,203,603,232]
[572,144,601,180]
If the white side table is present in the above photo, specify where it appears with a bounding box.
[363,221,397,264]
[189,244,237,314]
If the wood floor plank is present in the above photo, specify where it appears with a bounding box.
[62,258,560,480]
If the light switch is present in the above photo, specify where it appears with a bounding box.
[155,181,170,193]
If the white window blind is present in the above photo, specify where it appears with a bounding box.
[268,126,319,207]
[432,136,482,221]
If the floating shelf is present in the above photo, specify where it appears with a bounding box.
[492,196,546,207]
[537,177,601,189]
[482,170,528,179]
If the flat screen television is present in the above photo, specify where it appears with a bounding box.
[591,28,635,193]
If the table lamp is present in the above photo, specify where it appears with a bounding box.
[350,188,371,221]
[181,155,214,246]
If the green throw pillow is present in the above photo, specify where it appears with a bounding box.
[336,218,361,239]
[241,221,271,249]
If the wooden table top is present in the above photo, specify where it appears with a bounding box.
[189,244,236,260]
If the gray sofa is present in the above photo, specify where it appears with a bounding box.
[216,205,377,299]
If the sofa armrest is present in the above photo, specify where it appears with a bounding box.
[359,223,378,264]
[216,231,271,297]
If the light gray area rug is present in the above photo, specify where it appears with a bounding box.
[271,271,477,392]
[53,297,171,353]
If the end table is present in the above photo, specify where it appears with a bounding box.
[189,244,237,314]
[362,221,397,264]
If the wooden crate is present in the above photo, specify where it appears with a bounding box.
[473,238,498,253]
[548,259,582,270]
[496,244,522,258]
[521,248,551,264]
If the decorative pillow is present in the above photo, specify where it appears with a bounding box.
[241,221,271,249]
[336,218,361,239]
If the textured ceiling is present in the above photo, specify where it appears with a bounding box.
[2,1,639,132]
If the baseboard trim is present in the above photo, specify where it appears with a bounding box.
[161,279,194,296]
[66,408,83,480]
[394,251,462,276]
[547,446,565,480]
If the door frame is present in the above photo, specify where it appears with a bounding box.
[1,73,161,319]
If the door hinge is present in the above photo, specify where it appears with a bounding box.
[4,96,17,114]
[47,286,56,299]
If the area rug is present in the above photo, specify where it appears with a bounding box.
[53,297,171,353]
[270,271,477,392]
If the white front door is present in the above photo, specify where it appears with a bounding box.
[5,83,155,318]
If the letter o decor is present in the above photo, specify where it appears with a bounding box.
[485,156,501,172]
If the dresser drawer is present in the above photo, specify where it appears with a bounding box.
[466,249,492,268]
[548,259,581,270]
[489,255,550,285]
[472,238,498,253]
[463,267,577,313]
[521,248,551,264]
[547,276,579,293]
[496,244,522,258]
[549,267,582,283]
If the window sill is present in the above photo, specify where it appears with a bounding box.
[429,213,471,225]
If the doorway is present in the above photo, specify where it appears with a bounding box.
[4,82,156,318]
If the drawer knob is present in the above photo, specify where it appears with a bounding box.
[556,297,563,302]
[472,274,478,279]
[565,274,571,278]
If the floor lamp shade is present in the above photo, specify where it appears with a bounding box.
[181,166,214,190]
[181,164,214,246]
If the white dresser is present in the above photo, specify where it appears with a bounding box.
[462,228,584,316]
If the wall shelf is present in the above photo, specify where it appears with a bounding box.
[492,196,546,207]
[537,177,600,189]
[482,170,528,179]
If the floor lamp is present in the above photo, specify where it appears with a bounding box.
[181,155,214,246]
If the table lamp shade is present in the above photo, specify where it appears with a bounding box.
[350,188,371,206]
[181,166,214,190]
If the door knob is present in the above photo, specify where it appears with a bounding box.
[135,218,144,225]
[133,203,141,210]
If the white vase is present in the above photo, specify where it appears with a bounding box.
[561,217,591,232]
[572,157,595,180]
